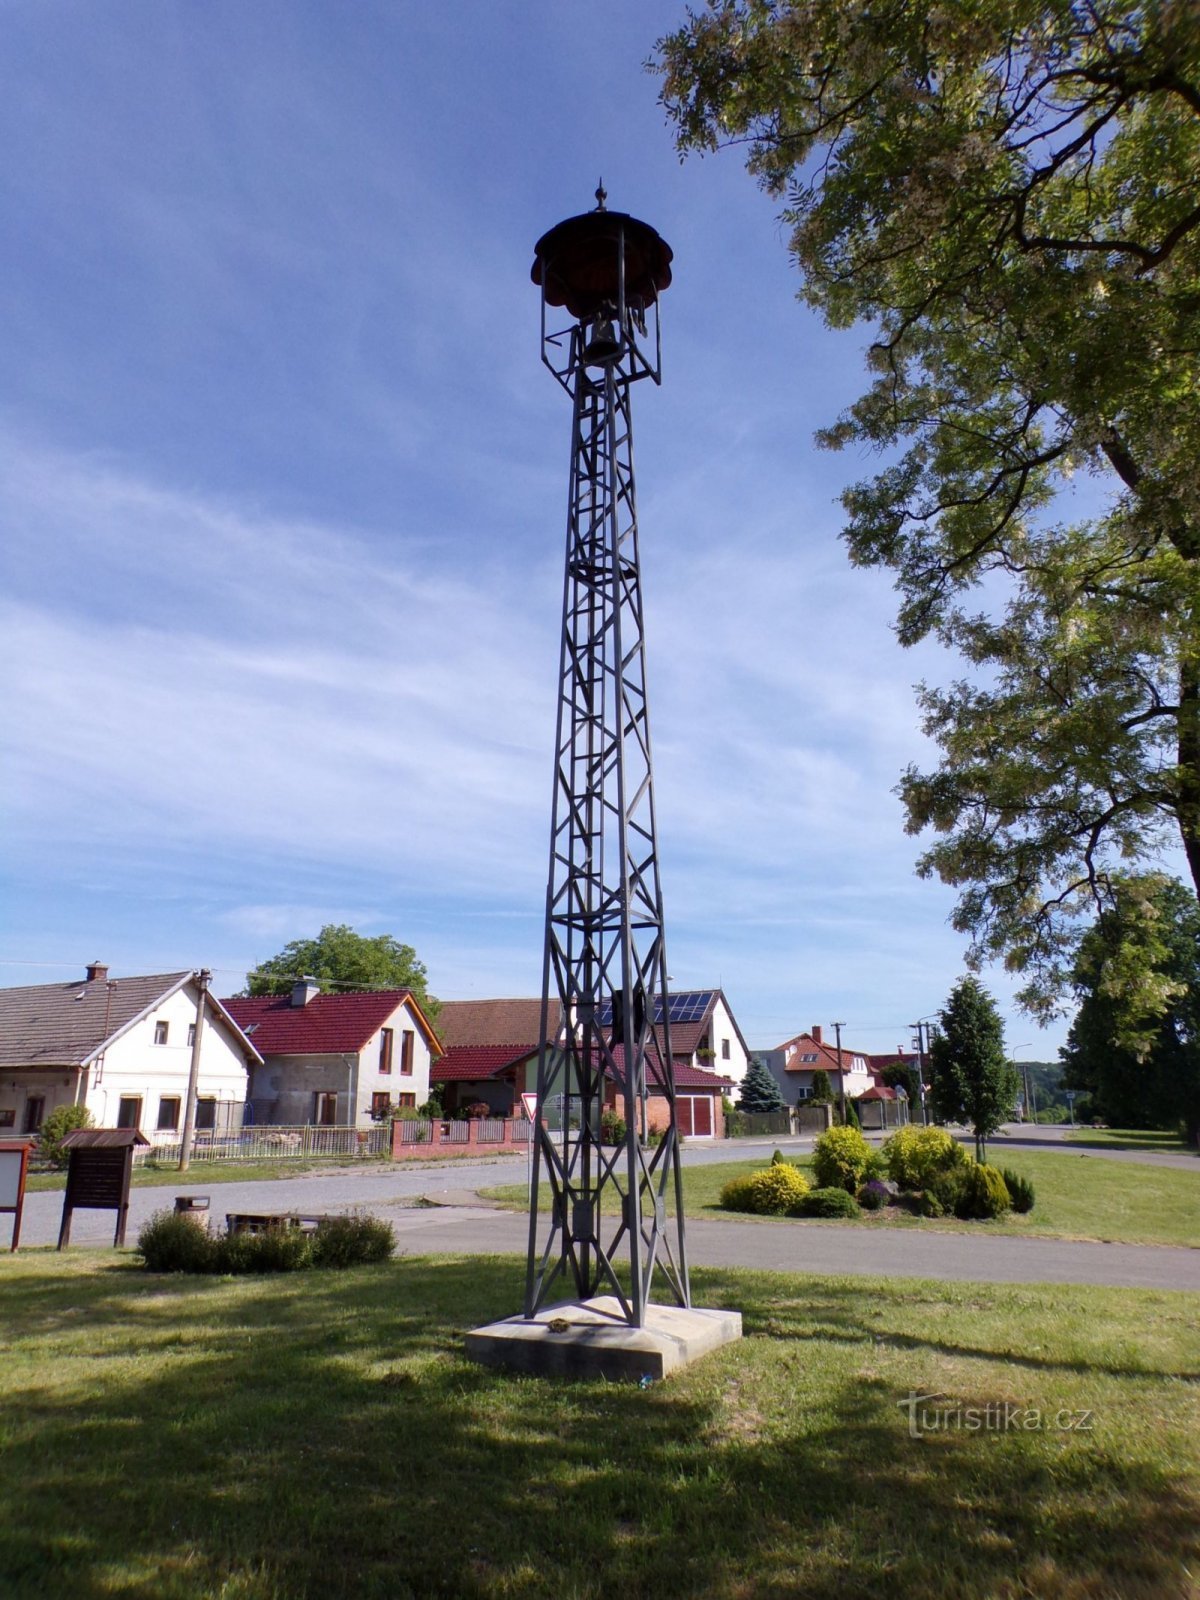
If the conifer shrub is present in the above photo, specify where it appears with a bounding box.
[812,1124,873,1192]
[719,1164,810,1215]
[799,1186,861,1219]
[1000,1167,1036,1214]
[953,1163,1012,1220]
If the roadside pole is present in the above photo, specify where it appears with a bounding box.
[178,968,211,1174]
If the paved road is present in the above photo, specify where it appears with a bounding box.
[384,1204,1200,1292]
[14,1135,1199,1291]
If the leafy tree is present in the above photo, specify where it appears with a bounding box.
[245,924,437,1013]
[929,977,1018,1161]
[808,1067,833,1104]
[1061,875,1200,1144]
[37,1103,93,1169]
[657,4,1200,1017]
[738,1055,787,1113]
[880,1060,920,1106]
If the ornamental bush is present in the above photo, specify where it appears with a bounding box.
[799,1186,861,1219]
[881,1125,968,1190]
[719,1164,810,1216]
[600,1109,627,1146]
[137,1210,217,1273]
[213,1228,313,1274]
[953,1163,1012,1221]
[812,1124,873,1192]
[37,1103,94,1170]
[310,1211,395,1267]
[857,1178,891,1211]
[1000,1167,1036,1214]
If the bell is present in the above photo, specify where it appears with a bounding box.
[583,312,621,366]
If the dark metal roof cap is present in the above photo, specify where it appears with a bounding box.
[61,1128,150,1149]
[532,208,673,319]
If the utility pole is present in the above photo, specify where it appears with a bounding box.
[832,1022,847,1124]
[178,968,211,1174]
[908,1021,929,1126]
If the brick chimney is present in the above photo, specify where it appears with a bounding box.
[85,961,109,984]
[811,1024,822,1045]
[291,976,321,1007]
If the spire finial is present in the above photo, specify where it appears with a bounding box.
[594,180,607,211]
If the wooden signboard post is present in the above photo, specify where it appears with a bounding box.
[57,1128,149,1248]
[0,1137,37,1251]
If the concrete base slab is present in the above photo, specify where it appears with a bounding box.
[465,1295,742,1381]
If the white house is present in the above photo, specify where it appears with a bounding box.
[760,1026,877,1106]
[224,980,442,1126]
[0,963,259,1142]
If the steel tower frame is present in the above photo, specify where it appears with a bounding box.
[525,200,689,1327]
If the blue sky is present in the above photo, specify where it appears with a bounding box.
[2,1,1070,1060]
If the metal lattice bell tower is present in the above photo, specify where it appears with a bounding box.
[524,189,689,1328]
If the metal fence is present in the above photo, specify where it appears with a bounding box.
[136,1124,390,1165]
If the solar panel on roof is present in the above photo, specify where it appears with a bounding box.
[596,990,715,1027]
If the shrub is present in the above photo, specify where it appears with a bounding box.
[719,1164,810,1216]
[137,1210,218,1273]
[926,1164,969,1215]
[37,1103,94,1170]
[858,1178,890,1211]
[812,1124,873,1192]
[882,1126,968,1190]
[953,1163,1013,1220]
[600,1109,627,1146]
[770,1148,786,1165]
[1000,1167,1036,1214]
[213,1228,313,1274]
[916,1190,945,1218]
[311,1212,395,1268]
[799,1186,861,1219]
[864,1150,887,1182]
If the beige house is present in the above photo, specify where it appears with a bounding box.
[0,963,258,1142]
[225,980,441,1126]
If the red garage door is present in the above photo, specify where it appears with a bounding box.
[677,1097,712,1137]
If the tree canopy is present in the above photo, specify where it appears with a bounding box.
[928,975,1016,1158]
[245,924,438,1013]
[656,3,1200,1015]
[1060,874,1200,1143]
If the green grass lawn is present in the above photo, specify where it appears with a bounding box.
[1064,1127,1197,1154]
[27,1155,411,1193]
[0,1251,1195,1599]
[485,1148,1200,1248]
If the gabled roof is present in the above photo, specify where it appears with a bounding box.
[432,1044,537,1083]
[436,998,559,1050]
[224,990,440,1057]
[0,971,217,1069]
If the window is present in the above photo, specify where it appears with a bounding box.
[187,1023,196,1047]
[721,1039,731,1060]
[154,1021,169,1045]
[379,1028,394,1075]
[400,1029,414,1076]
[157,1096,181,1131]
[21,1098,43,1133]
[800,1052,819,1063]
[370,1091,392,1121]
[0,1108,14,1129]
[195,1098,216,1131]
[117,1096,142,1130]
[313,1091,338,1126]
[397,1092,416,1109]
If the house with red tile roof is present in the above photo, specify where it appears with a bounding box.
[431,992,740,1136]
[760,1025,877,1108]
[224,978,441,1127]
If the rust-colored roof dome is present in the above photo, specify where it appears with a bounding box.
[532,204,673,321]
